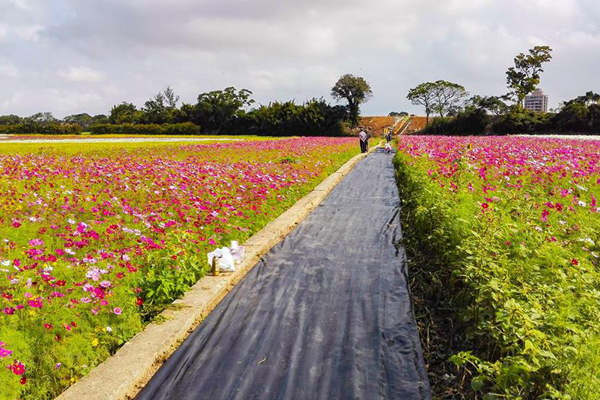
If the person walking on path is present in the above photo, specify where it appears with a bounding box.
[385,128,392,143]
[358,128,369,153]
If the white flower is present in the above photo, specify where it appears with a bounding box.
[559,220,566,225]
[106,326,112,333]
[1,260,10,267]
[68,219,76,224]
[578,201,587,207]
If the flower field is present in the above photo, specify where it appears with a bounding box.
[0,137,358,399]
[394,136,600,398]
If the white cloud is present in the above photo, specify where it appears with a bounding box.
[59,67,106,83]
[0,24,7,42]
[0,64,20,78]
[0,0,599,117]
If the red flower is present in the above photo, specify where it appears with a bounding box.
[571,259,579,266]
[481,203,489,209]
[20,377,27,385]
[136,297,144,306]
[10,361,26,376]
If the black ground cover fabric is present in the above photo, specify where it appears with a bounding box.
[137,149,431,400]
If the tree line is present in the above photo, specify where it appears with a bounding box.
[0,75,373,136]
[407,46,600,135]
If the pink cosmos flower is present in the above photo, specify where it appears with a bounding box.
[28,239,44,247]
[113,307,122,315]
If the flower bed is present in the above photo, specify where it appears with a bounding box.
[0,137,357,399]
[394,136,600,398]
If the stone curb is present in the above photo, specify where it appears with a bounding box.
[57,143,379,400]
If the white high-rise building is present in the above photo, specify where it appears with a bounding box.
[524,89,549,113]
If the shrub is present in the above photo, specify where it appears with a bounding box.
[0,124,82,135]
[88,123,200,135]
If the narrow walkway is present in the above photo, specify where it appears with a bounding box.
[137,150,431,400]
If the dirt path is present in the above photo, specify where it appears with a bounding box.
[137,150,431,400]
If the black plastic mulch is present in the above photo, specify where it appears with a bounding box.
[137,149,431,400]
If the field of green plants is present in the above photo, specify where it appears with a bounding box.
[0,137,358,399]
[394,136,600,399]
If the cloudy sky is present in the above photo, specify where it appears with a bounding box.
[0,0,599,118]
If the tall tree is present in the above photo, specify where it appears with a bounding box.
[431,80,469,117]
[25,112,56,125]
[109,102,140,124]
[506,45,553,109]
[468,95,509,116]
[0,114,22,125]
[408,80,468,118]
[194,87,254,134]
[331,74,372,127]
[407,82,436,119]
[142,86,181,124]
[63,113,93,128]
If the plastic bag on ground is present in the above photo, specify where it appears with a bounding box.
[207,247,235,272]
[229,241,245,264]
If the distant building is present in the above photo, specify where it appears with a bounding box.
[524,89,549,113]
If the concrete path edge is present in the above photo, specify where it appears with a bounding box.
[57,144,379,400]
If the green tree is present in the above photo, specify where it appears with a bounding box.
[563,91,600,107]
[109,102,141,124]
[468,95,509,116]
[25,112,56,125]
[506,45,553,109]
[555,91,600,131]
[91,114,109,125]
[331,74,372,127]
[407,82,436,119]
[408,80,468,118]
[0,114,22,125]
[194,87,254,134]
[141,86,181,124]
[63,113,93,129]
[431,80,468,117]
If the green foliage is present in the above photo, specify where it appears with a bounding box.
[88,122,200,135]
[506,46,553,107]
[192,87,254,134]
[468,95,509,116]
[491,109,553,134]
[331,74,372,126]
[0,123,82,135]
[109,102,142,124]
[393,145,600,399]
[25,112,56,125]
[423,106,490,135]
[408,80,469,119]
[140,86,184,124]
[0,114,23,125]
[554,92,600,132]
[242,98,347,136]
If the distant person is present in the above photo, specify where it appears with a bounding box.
[385,129,392,143]
[358,129,368,153]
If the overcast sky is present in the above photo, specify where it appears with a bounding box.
[0,0,599,118]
